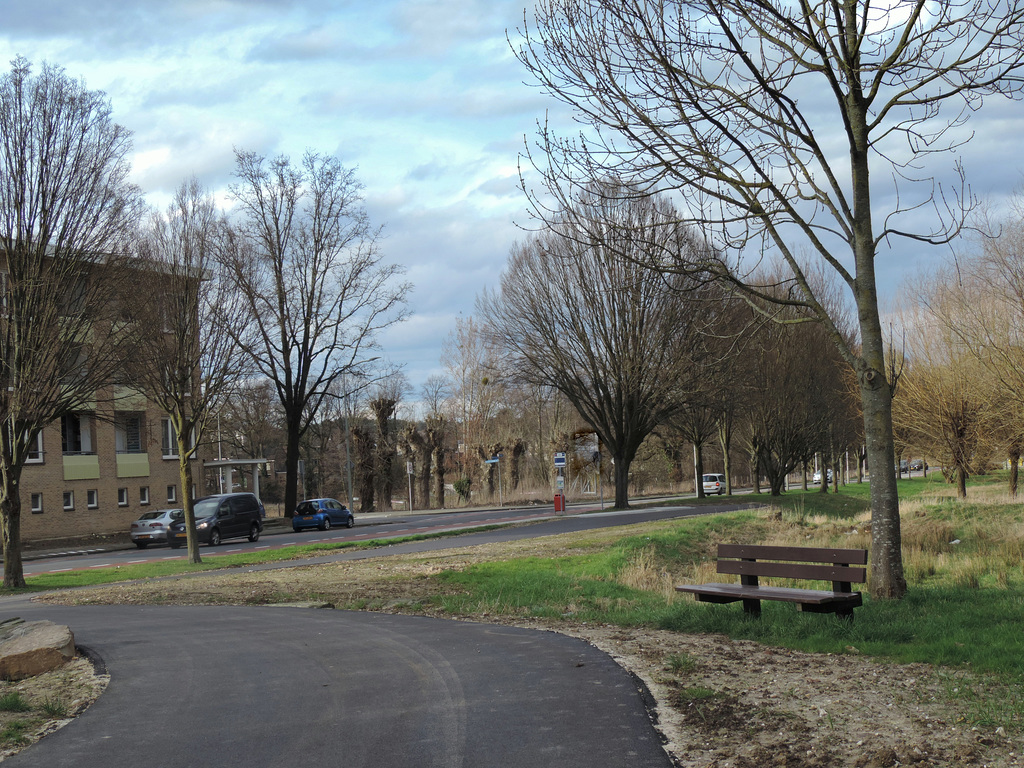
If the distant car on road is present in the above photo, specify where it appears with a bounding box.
[812,469,833,484]
[701,474,726,495]
[292,498,355,531]
[909,459,925,471]
[130,508,183,548]
[167,493,264,548]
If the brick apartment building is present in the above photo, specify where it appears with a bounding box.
[19,385,209,543]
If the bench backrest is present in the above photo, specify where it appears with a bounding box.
[717,544,867,590]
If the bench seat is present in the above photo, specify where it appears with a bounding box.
[676,582,863,610]
[676,543,868,619]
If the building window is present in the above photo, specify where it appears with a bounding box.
[87,489,98,509]
[30,493,42,514]
[63,491,74,510]
[114,413,144,453]
[118,488,128,506]
[161,419,177,458]
[26,431,43,463]
[161,419,194,459]
[167,485,177,503]
[140,486,150,505]
[61,413,94,455]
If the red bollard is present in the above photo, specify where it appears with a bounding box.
[554,494,565,513]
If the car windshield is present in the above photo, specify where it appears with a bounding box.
[702,475,719,482]
[193,498,221,518]
[138,511,165,521]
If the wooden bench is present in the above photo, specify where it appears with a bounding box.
[675,544,868,619]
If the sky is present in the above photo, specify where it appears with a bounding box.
[0,0,560,397]
[3,0,1024,398]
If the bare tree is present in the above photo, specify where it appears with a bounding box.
[131,179,252,563]
[368,374,407,512]
[516,0,1024,598]
[224,379,281,464]
[226,149,409,517]
[480,185,715,508]
[0,59,144,587]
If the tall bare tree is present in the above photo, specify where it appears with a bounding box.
[0,59,144,587]
[480,184,715,508]
[226,149,409,517]
[131,179,253,563]
[515,0,1024,598]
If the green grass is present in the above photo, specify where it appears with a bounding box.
[0,720,32,746]
[0,693,31,713]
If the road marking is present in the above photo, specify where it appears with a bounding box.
[88,564,112,569]
[47,568,72,573]
[127,560,146,564]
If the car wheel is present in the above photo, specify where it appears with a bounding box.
[718,488,725,495]
[319,517,331,531]
[209,528,221,546]
[135,541,149,549]
[346,516,354,528]
[169,542,181,550]
[248,524,260,542]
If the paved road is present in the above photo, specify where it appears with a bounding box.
[24,501,760,577]
[0,603,675,768]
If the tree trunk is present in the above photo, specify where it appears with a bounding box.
[612,453,630,508]
[434,447,446,509]
[694,442,705,499]
[284,419,301,517]
[857,356,906,599]
[719,425,732,495]
[1,466,26,588]
[1009,448,1020,497]
[178,445,201,565]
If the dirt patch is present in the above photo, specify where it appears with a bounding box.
[0,654,107,761]
[30,540,1024,768]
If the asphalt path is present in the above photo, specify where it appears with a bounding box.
[0,603,675,768]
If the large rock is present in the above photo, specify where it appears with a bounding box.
[0,617,75,680]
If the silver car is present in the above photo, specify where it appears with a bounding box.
[702,474,726,495]
[130,508,183,548]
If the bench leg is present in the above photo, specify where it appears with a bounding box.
[741,598,761,617]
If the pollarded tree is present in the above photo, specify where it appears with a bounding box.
[0,59,145,587]
[479,183,717,508]
[925,202,1024,494]
[892,294,993,498]
[226,150,409,518]
[516,0,1024,598]
[131,179,253,564]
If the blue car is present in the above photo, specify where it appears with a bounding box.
[292,498,355,532]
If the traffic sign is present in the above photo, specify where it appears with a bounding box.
[554,452,566,467]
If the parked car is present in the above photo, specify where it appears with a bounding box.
[167,493,264,548]
[130,508,183,548]
[909,459,925,471]
[701,474,726,495]
[292,498,355,532]
[812,469,833,484]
